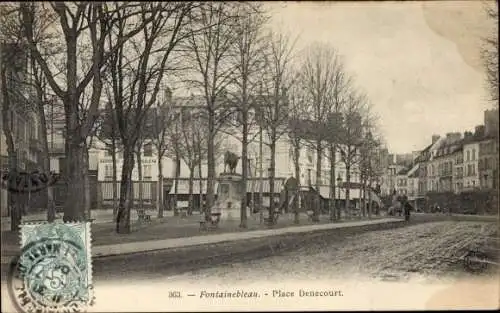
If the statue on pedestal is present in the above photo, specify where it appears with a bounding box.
[223,151,240,174]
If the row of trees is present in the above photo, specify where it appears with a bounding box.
[1,2,384,232]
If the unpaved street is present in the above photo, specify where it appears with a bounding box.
[168,221,498,283]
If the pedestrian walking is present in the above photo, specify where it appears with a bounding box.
[404,201,411,222]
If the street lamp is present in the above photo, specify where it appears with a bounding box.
[337,174,342,218]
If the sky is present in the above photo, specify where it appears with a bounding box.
[266,1,497,154]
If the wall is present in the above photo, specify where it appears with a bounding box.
[463,142,480,190]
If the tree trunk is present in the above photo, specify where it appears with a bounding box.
[112,144,118,219]
[188,166,194,215]
[136,149,143,211]
[293,140,300,224]
[116,145,134,233]
[361,178,367,218]
[206,114,215,220]
[84,146,91,219]
[36,76,55,223]
[368,177,372,219]
[63,30,86,222]
[329,145,336,221]
[198,157,203,214]
[173,154,180,216]
[268,142,277,225]
[157,155,163,218]
[345,162,351,219]
[63,139,86,222]
[314,141,322,222]
[258,125,264,221]
[240,112,249,229]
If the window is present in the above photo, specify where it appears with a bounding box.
[104,164,113,179]
[105,150,111,157]
[306,147,314,163]
[143,165,152,180]
[144,143,153,157]
[472,149,476,161]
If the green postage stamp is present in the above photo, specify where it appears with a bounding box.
[8,222,94,313]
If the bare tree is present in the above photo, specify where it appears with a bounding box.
[296,43,345,221]
[225,2,268,228]
[183,2,240,219]
[258,31,296,225]
[337,91,370,219]
[165,109,183,216]
[19,2,161,222]
[107,3,194,233]
[175,107,205,215]
[95,100,122,218]
[287,81,310,224]
[482,2,498,105]
[359,128,383,218]
[150,89,175,218]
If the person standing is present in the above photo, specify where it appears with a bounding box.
[404,200,411,222]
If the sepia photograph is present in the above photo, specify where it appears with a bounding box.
[0,1,498,312]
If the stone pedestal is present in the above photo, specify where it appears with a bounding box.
[214,172,249,220]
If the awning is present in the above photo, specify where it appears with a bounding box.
[169,179,213,194]
[316,185,371,201]
[168,178,287,194]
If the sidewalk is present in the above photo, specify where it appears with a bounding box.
[92,217,403,258]
[1,216,403,264]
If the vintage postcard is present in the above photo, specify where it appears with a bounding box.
[1,1,499,312]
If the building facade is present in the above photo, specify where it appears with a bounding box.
[1,42,43,216]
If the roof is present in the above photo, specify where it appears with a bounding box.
[406,163,420,178]
[433,140,463,159]
[414,143,433,163]
[397,167,411,175]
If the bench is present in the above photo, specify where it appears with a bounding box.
[199,213,221,231]
[264,210,280,225]
[306,210,314,221]
[136,209,152,223]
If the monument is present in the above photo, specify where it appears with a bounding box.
[212,151,250,220]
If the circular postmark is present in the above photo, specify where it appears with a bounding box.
[7,237,94,313]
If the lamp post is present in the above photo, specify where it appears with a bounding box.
[337,174,342,219]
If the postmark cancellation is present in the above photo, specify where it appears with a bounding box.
[8,222,94,313]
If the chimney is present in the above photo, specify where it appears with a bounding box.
[446,132,462,143]
[432,134,440,144]
[474,125,485,137]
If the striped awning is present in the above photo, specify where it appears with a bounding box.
[169,180,211,194]
[168,178,287,194]
[317,186,361,200]
[246,179,285,193]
